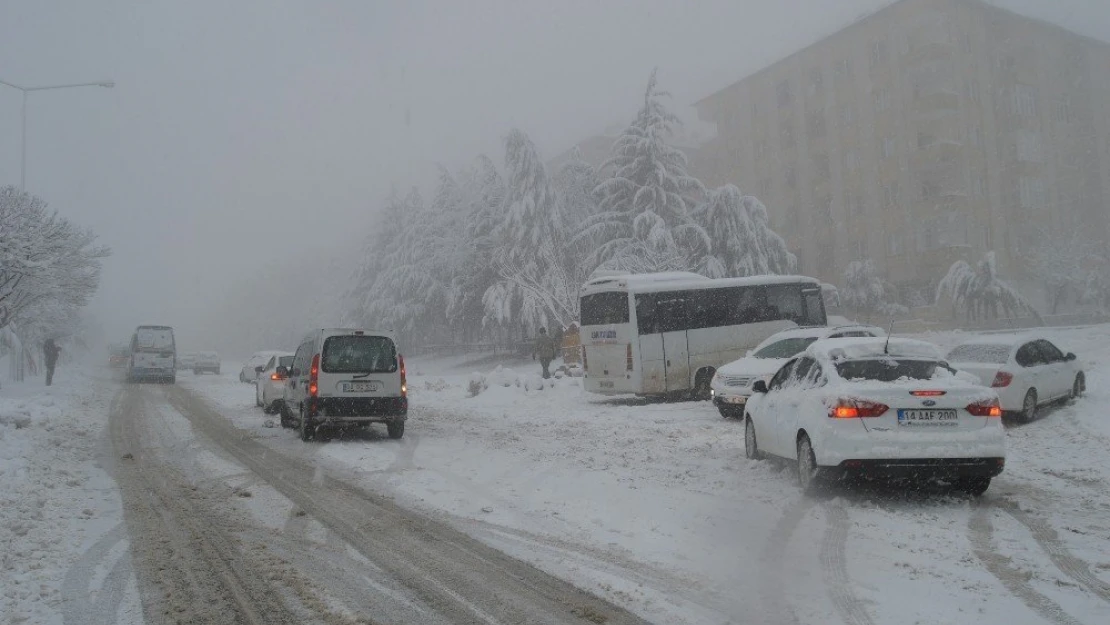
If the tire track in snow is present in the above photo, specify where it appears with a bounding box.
[819,502,874,625]
[61,523,133,625]
[968,504,1085,625]
[998,501,1110,605]
[757,497,815,625]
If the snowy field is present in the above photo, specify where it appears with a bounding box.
[3,325,1110,624]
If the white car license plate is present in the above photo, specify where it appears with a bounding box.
[897,409,958,426]
[598,381,615,389]
[342,381,380,393]
[723,396,746,405]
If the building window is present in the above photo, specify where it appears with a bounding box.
[922,180,941,200]
[870,40,888,68]
[809,67,824,93]
[856,238,868,259]
[873,87,891,112]
[845,150,859,172]
[813,153,830,178]
[881,136,897,159]
[966,80,980,104]
[780,121,795,149]
[882,182,899,208]
[806,113,827,139]
[1053,99,1073,124]
[785,165,797,189]
[835,58,853,79]
[1015,130,1042,162]
[1011,84,1037,117]
[758,176,772,197]
[777,80,793,108]
[961,33,972,54]
[1018,176,1044,208]
[969,125,983,148]
[917,131,935,149]
[841,105,855,127]
[973,176,984,196]
[889,232,903,256]
[755,139,768,158]
[846,193,862,217]
[751,100,760,118]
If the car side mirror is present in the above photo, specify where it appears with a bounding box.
[751,380,769,394]
[288,368,299,377]
[1066,352,1077,362]
[255,365,264,373]
[276,365,289,377]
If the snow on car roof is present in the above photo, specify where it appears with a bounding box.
[949,333,1041,348]
[808,337,943,361]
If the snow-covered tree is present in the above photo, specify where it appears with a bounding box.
[694,185,795,278]
[0,186,109,334]
[580,69,706,272]
[936,251,1040,323]
[1028,225,1100,314]
[840,259,906,321]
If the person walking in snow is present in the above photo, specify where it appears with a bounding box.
[533,327,557,380]
[43,339,61,386]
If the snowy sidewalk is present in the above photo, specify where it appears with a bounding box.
[0,369,140,624]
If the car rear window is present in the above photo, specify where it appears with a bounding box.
[322,336,397,374]
[947,344,1010,364]
[753,337,818,359]
[135,329,174,351]
[835,358,942,382]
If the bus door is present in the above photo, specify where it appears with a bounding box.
[653,294,691,393]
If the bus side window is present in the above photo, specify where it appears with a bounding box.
[767,285,805,324]
[635,294,657,335]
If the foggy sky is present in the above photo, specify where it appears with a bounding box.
[1,0,1106,347]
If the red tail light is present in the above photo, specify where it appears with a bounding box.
[271,372,284,381]
[308,354,319,397]
[991,371,1013,388]
[829,398,889,419]
[910,390,946,397]
[626,344,633,371]
[399,354,407,397]
[967,399,1002,417]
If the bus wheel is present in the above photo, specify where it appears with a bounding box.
[691,368,714,401]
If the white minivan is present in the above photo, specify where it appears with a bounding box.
[127,325,177,383]
[281,329,407,441]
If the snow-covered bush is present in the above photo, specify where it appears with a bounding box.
[936,251,1040,322]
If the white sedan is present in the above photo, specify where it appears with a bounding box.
[710,324,883,418]
[744,338,1006,496]
[240,350,287,384]
[947,335,1084,423]
[256,353,294,414]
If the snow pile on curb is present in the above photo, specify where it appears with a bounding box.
[466,366,578,397]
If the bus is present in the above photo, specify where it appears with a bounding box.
[579,272,826,397]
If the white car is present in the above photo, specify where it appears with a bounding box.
[240,350,287,384]
[744,337,1005,496]
[256,352,294,414]
[710,324,883,418]
[947,336,1084,423]
[193,351,221,375]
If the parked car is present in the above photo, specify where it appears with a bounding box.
[710,324,884,418]
[177,352,197,370]
[282,329,407,440]
[946,336,1083,423]
[193,351,221,375]
[744,337,1005,496]
[256,353,294,414]
[240,351,286,383]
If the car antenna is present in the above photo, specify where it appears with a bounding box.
[883,318,895,354]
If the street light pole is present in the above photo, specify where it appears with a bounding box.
[0,78,115,191]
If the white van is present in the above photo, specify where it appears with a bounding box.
[127,325,177,383]
[281,329,407,441]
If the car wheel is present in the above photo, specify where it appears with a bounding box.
[298,404,314,442]
[279,401,295,429]
[1071,373,1085,400]
[954,477,991,497]
[387,420,405,439]
[1020,389,1038,423]
[744,416,762,460]
[690,369,714,401]
[797,435,825,495]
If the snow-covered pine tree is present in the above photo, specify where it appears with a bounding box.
[694,185,795,278]
[936,251,1040,322]
[580,69,705,273]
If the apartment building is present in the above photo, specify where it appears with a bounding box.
[692,0,1110,303]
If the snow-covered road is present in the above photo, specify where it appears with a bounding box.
[3,324,1110,624]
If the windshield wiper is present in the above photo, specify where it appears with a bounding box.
[352,371,372,379]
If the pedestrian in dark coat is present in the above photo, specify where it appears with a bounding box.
[43,339,61,386]
[533,327,557,379]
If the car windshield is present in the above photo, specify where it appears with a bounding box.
[753,337,818,359]
[947,344,1010,364]
[834,358,944,382]
[322,336,397,373]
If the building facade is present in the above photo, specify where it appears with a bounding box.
[693,0,1110,303]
